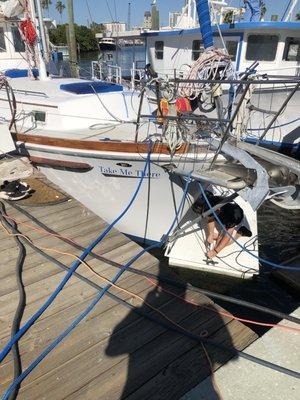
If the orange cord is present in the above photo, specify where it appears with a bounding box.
[0,221,199,335]
[1,213,300,335]
[1,218,223,397]
[145,278,300,333]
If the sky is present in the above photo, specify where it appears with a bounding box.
[45,1,296,27]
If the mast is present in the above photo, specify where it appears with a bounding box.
[195,0,214,48]
[28,0,48,80]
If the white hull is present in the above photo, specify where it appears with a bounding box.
[20,142,259,277]
[24,146,201,242]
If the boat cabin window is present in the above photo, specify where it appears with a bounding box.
[226,41,238,60]
[11,26,25,53]
[192,40,203,61]
[155,41,164,60]
[246,35,278,62]
[283,37,300,61]
[0,27,6,52]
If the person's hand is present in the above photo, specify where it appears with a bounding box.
[207,232,219,245]
[207,249,218,259]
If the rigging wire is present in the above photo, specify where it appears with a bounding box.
[85,0,93,26]
[105,0,115,22]
[113,0,117,22]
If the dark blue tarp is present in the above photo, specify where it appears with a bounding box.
[60,81,123,95]
[5,69,39,78]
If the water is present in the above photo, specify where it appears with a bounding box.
[78,46,146,79]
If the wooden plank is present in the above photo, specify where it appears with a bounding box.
[65,306,233,400]
[28,156,93,171]
[1,269,206,392]
[5,199,78,222]
[14,133,190,155]
[0,242,156,336]
[0,216,108,264]
[0,221,127,269]
[124,322,257,400]
[0,226,126,291]
[13,294,219,399]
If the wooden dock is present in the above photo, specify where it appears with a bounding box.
[0,179,258,400]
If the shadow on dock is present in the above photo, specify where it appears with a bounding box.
[105,258,238,400]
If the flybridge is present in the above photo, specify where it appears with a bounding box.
[142,21,300,37]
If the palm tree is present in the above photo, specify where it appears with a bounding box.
[41,0,52,17]
[56,1,66,23]
[260,1,267,20]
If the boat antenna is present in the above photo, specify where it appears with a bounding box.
[127,2,131,31]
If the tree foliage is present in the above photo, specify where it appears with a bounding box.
[56,1,66,17]
[296,12,300,21]
[49,24,67,46]
[75,25,98,52]
[260,1,267,19]
[41,0,52,10]
[90,22,105,34]
[49,24,98,52]
[224,10,234,24]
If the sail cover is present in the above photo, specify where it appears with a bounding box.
[195,0,214,49]
[1,0,26,18]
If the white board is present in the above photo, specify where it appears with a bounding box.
[165,196,259,279]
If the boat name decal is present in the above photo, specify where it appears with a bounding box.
[99,166,161,179]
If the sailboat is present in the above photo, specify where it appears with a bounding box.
[95,0,300,155]
[0,0,299,278]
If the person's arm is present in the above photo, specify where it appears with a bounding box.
[207,227,236,259]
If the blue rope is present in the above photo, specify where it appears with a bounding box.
[0,145,153,365]
[198,184,299,271]
[1,176,191,399]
